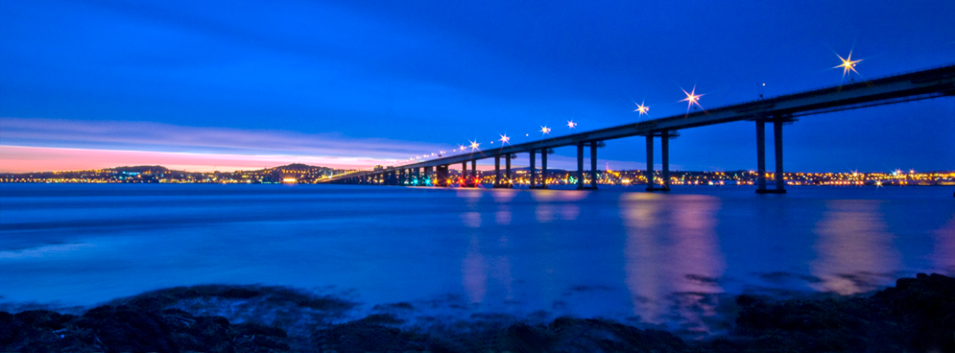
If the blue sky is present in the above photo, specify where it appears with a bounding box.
[1,0,953,172]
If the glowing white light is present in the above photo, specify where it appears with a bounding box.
[680,86,704,112]
[499,134,510,144]
[834,51,862,79]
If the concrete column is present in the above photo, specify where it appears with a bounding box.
[662,131,671,191]
[590,141,598,188]
[529,149,537,188]
[505,154,512,186]
[461,162,467,185]
[494,155,501,186]
[435,165,448,187]
[646,134,655,191]
[541,149,548,189]
[774,119,786,192]
[577,143,585,189]
[756,120,767,192]
[471,160,477,179]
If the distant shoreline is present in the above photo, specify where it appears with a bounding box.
[2,164,953,187]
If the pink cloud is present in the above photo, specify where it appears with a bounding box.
[2,117,443,155]
[0,117,449,172]
[0,145,401,173]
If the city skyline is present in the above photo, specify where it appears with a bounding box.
[2,1,954,173]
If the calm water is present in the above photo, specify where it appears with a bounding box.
[1,184,953,335]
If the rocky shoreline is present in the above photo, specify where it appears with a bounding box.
[2,273,953,352]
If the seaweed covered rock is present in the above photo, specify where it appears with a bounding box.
[547,317,688,353]
[312,320,446,353]
[873,273,955,352]
[0,305,290,353]
[729,273,955,353]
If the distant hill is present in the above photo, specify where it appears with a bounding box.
[109,166,170,173]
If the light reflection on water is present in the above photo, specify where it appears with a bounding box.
[1,184,954,336]
[810,200,900,295]
[621,193,724,333]
[933,214,955,274]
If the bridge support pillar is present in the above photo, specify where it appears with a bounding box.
[505,154,512,187]
[756,120,767,192]
[645,131,672,192]
[529,149,536,188]
[471,159,477,186]
[774,118,786,193]
[590,141,598,189]
[530,149,548,189]
[435,165,448,187]
[756,118,787,194]
[494,155,502,187]
[661,130,671,191]
[588,141,597,190]
[577,143,588,190]
[646,135,655,191]
[542,149,548,188]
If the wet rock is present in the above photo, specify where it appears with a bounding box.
[727,272,955,352]
[3,274,954,352]
[547,317,688,353]
[312,320,445,353]
[0,304,291,353]
[873,272,955,352]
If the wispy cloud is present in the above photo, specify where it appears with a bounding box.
[0,117,445,172]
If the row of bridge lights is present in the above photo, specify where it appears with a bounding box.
[400,52,863,165]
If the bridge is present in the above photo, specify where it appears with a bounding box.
[324,64,955,193]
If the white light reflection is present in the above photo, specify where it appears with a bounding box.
[462,235,487,303]
[809,200,900,295]
[933,215,955,274]
[496,205,512,225]
[620,193,724,334]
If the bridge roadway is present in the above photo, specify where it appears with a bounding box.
[325,64,955,193]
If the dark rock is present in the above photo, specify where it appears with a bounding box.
[727,273,955,352]
[497,323,554,353]
[873,272,955,352]
[0,304,291,353]
[312,321,441,353]
[77,305,180,353]
[548,317,688,353]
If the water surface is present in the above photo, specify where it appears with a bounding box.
[1,183,953,335]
